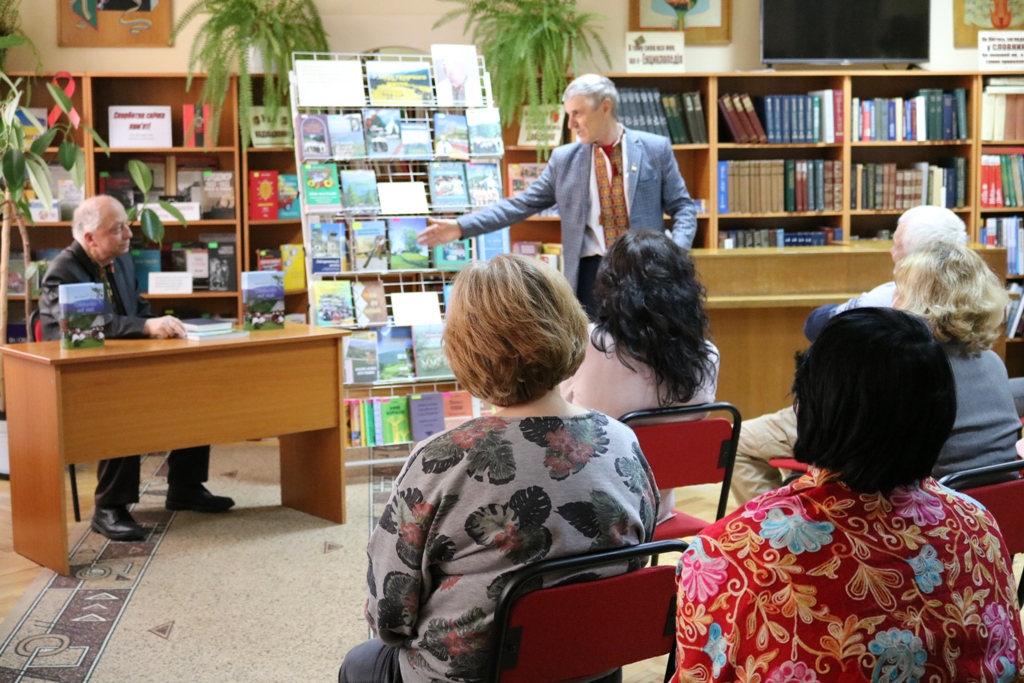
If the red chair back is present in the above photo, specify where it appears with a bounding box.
[491,540,687,683]
[620,403,741,522]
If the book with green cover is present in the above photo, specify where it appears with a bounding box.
[241,271,285,330]
[433,239,472,271]
[380,396,411,444]
[412,324,452,378]
[378,326,414,380]
[302,163,342,210]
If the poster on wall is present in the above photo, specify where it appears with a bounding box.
[628,0,731,45]
[954,0,1024,48]
[60,0,173,48]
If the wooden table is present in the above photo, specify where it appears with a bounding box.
[0,324,347,575]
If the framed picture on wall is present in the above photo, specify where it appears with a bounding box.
[59,0,173,47]
[629,0,732,45]
[953,0,1024,47]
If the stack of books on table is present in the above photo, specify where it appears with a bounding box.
[181,318,249,342]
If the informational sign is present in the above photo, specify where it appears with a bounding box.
[626,31,685,74]
[979,31,1024,71]
[108,106,172,148]
[148,272,193,295]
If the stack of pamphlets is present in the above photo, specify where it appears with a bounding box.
[181,318,249,342]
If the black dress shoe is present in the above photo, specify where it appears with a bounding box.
[91,505,147,542]
[165,484,235,513]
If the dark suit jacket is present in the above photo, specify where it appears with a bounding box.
[39,241,152,342]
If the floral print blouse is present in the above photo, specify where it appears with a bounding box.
[365,411,657,683]
[674,468,1024,683]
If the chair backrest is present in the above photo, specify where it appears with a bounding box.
[490,539,688,683]
[939,460,1024,556]
[620,402,742,521]
[28,308,41,343]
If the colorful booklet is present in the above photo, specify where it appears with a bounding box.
[427,161,469,208]
[434,239,472,271]
[241,271,285,330]
[341,169,380,211]
[476,228,511,261]
[313,279,355,327]
[327,113,366,159]
[465,162,502,207]
[352,219,388,271]
[409,392,447,441]
[302,163,343,210]
[387,216,430,269]
[400,121,433,158]
[277,173,301,218]
[433,113,470,159]
[298,114,332,160]
[431,44,484,107]
[377,326,414,380]
[363,109,402,158]
[344,329,380,384]
[310,222,346,275]
[366,61,433,106]
[466,107,504,156]
[353,281,389,325]
[412,324,452,378]
[58,282,106,349]
[380,396,411,444]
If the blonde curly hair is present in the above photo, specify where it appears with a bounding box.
[894,242,1008,354]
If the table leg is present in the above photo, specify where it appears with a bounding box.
[279,427,345,523]
[6,358,70,574]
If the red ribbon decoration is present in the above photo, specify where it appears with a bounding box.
[47,72,81,129]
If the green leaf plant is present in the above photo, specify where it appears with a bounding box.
[171,0,329,149]
[125,159,187,247]
[434,0,610,159]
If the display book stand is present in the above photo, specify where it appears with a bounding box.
[289,51,502,465]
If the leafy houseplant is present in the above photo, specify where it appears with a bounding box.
[0,1,38,71]
[434,0,610,154]
[171,0,329,149]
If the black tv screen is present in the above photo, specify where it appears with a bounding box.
[761,0,930,64]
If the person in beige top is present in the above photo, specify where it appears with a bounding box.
[562,230,719,522]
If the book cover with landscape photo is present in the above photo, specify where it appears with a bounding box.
[58,282,106,349]
[377,326,414,381]
[352,219,388,271]
[412,324,452,378]
[466,107,504,156]
[327,113,366,159]
[387,216,430,269]
[428,162,469,208]
[341,169,380,211]
[363,109,403,158]
[241,271,285,330]
[366,61,433,106]
[466,162,502,207]
[433,113,470,159]
[344,329,379,384]
[310,222,346,274]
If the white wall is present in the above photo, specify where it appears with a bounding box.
[9,0,985,74]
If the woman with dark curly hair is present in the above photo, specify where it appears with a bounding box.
[562,229,719,523]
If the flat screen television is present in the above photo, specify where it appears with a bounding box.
[761,0,930,65]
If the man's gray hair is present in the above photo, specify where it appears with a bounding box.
[562,74,619,120]
[898,205,968,254]
[72,195,120,241]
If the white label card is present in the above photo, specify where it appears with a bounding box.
[980,31,1024,71]
[295,59,366,107]
[390,292,442,326]
[148,272,193,295]
[378,182,430,214]
[625,32,685,74]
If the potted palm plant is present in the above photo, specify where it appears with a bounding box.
[171,0,329,149]
[434,0,610,153]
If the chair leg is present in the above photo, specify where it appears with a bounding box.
[663,643,677,683]
[69,465,81,523]
[1017,557,1024,611]
[651,554,659,567]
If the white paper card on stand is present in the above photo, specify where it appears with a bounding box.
[980,31,1024,71]
[108,106,173,148]
[295,59,366,107]
[148,272,193,295]
[378,182,430,214]
[390,292,443,326]
[150,202,201,222]
[625,32,685,74]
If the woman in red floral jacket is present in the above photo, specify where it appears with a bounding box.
[673,307,1024,683]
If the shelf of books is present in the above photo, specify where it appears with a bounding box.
[287,49,521,460]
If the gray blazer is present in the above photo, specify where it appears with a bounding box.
[457,127,697,291]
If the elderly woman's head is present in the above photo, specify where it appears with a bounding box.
[894,242,1008,354]
[443,254,589,407]
[792,308,956,494]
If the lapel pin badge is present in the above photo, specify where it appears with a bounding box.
[630,165,638,173]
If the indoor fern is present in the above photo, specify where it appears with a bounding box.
[434,0,610,155]
[171,0,328,149]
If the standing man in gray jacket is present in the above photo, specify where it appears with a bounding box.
[419,74,697,315]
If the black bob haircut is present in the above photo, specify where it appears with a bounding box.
[792,308,957,494]
[592,229,715,407]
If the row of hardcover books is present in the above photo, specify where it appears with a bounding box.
[716,159,843,214]
[851,89,969,142]
[850,160,967,211]
[345,390,493,447]
[981,77,1024,141]
[343,325,450,385]
[717,228,843,250]
[718,90,844,145]
[982,217,1024,278]
[301,162,501,214]
[298,109,502,162]
[980,153,1024,208]
[618,88,708,144]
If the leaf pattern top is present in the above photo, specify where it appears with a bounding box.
[673,468,1024,683]
[365,411,656,683]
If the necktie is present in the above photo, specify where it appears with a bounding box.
[594,143,628,249]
